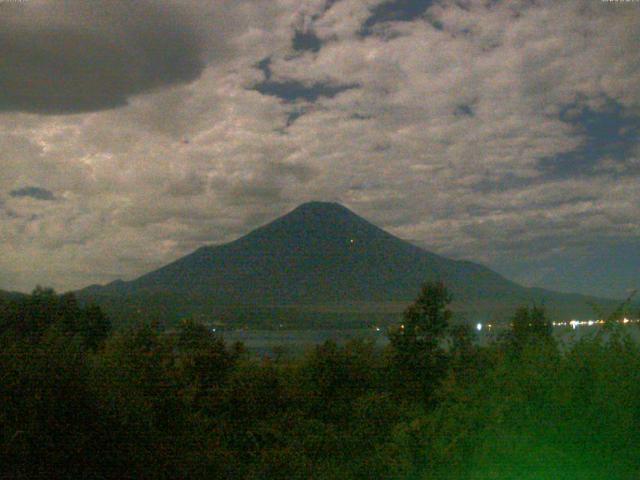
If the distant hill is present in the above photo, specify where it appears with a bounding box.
[0,289,27,302]
[78,202,617,327]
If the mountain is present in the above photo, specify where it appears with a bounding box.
[0,289,27,301]
[78,202,616,327]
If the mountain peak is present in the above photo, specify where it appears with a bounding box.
[252,201,383,241]
[290,201,353,216]
[77,200,607,324]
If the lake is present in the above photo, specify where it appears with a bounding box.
[221,322,640,357]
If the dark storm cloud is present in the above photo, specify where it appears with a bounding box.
[9,186,56,201]
[361,0,435,35]
[0,0,205,114]
[253,79,359,103]
[256,57,273,80]
[292,29,322,52]
[285,109,306,128]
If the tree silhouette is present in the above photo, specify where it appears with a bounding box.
[388,281,452,400]
[509,304,552,350]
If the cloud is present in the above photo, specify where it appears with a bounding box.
[9,186,56,201]
[361,0,435,35]
[0,0,638,298]
[253,79,359,102]
[292,29,323,52]
[0,0,205,114]
[538,100,640,178]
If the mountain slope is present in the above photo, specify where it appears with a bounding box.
[78,202,615,325]
[0,289,27,301]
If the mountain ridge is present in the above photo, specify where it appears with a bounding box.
[77,202,617,326]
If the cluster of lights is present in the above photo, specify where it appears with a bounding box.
[557,318,639,329]
[378,318,639,335]
[472,319,639,332]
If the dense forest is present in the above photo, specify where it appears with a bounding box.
[1,284,640,479]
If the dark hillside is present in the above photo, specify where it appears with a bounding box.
[78,202,616,326]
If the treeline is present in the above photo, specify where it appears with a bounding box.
[1,284,640,479]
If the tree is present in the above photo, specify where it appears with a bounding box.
[0,288,110,351]
[172,319,235,407]
[78,304,111,350]
[388,281,453,400]
[508,304,552,350]
[0,289,117,478]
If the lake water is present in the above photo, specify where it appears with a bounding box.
[223,328,388,356]
[221,323,640,357]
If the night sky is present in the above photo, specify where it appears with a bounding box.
[1,0,638,298]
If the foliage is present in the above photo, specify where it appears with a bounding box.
[0,286,110,349]
[2,286,640,479]
[421,332,640,479]
[388,281,453,400]
[502,304,553,351]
